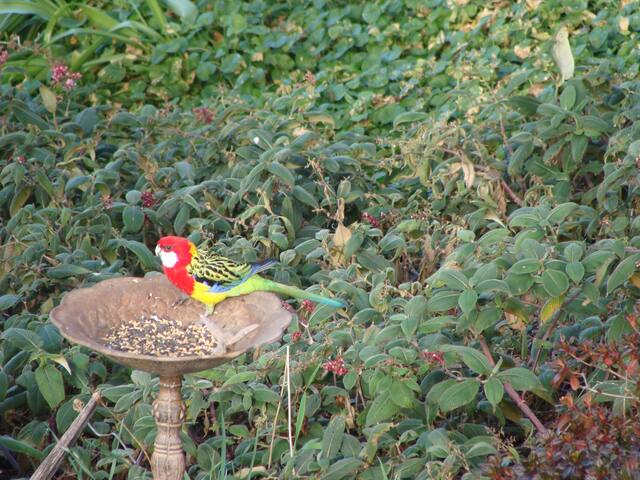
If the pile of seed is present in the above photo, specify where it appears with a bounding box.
[103,315,219,357]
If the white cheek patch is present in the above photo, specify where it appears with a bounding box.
[159,251,178,268]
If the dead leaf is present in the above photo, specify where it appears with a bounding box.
[461,158,476,188]
[333,222,351,248]
[551,27,574,83]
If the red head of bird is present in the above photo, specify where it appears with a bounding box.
[155,236,197,270]
[155,236,197,294]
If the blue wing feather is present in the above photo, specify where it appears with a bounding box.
[205,260,277,293]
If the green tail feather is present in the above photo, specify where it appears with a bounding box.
[263,280,345,308]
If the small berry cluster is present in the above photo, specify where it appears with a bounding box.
[421,350,445,366]
[291,331,302,342]
[141,190,156,208]
[362,212,381,228]
[51,63,82,91]
[301,299,315,315]
[101,194,113,210]
[304,70,316,85]
[193,107,215,124]
[323,357,348,376]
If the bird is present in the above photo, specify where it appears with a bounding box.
[155,235,345,316]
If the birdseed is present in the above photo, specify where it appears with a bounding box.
[103,315,220,357]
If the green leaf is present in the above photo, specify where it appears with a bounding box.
[508,96,540,116]
[571,135,588,164]
[541,269,569,296]
[559,84,576,110]
[321,458,363,480]
[165,0,198,21]
[295,392,307,439]
[35,364,65,408]
[606,253,640,295]
[0,371,7,401]
[509,259,540,274]
[344,232,365,258]
[564,243,583,262]
[0,294,21,311]
[427,290,460,312]
[365,391,400,425]
[11,101,50,129]
[322,415,345,460]
[10,186,32,217]
[304,111,335,127]
[389,379,415,408]
[39,85,57,113]
[122,240,159,270]
[393,111,429,127]
[227,12,247,34]
[292,185,319,208]
[405,295,428,320]
[438,269,469,290]
[540,295,565,323]
[476,279,511,294]
[2,328,43,352]
[47,264,91,279]
[0,1,55,18]
[477,228,510,248]
[547,202,578,225]
[439,345,492,375]
[173,204,190,236]
[65,175,91,192]
[484,377,504,408]
[253,388,280,404]
[475,307,502,332]
[362,3,382,23]
[36,170,56,200]
[566,261,585,283]
[579,115,613,134]
[122,205,145,233]
[508,141,533,176]
[222,371,256,388]
[439,379,480,412]
[465,441,497,459]
[458,289,478,315]
[401,315,417,340]
[0,436,43,460]
[497,367,541,391]
[268,162,295,188]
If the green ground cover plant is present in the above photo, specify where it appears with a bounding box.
[1,0,640,478]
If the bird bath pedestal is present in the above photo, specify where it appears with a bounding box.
[50,275,292,480]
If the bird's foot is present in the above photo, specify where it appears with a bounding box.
[204,304,215,318]
[171,295,190,308]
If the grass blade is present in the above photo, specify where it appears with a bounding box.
[0,1,56,19]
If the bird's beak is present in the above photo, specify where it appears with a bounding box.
[155,245,161,256]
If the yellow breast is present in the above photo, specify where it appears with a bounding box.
[191,282,228,306]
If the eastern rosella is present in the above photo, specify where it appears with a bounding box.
[155,236,344,315]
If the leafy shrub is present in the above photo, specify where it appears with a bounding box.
[484,321,640,479]
[2,1,640,479]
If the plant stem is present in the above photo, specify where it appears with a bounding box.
[531,289,582,373]
[31,391,102,480]
[479,337,548,435]
[286,345,294,457]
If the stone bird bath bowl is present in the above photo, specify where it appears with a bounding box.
[50,275,292,480]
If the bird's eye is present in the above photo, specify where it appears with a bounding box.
[164,246,173,251]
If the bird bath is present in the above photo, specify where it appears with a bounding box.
[50,275,292,480]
